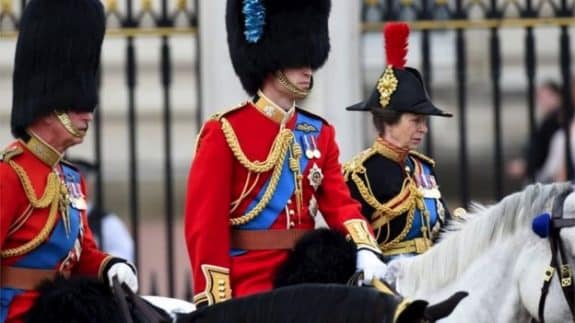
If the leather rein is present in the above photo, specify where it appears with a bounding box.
[534,188,575,323]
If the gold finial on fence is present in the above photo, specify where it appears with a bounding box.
[1,0,12,13]
[141,0,152,11]
[400,0,414,5]
[106,0,118,12]
[177,0,187,11]
[435,0,448,5]
[365,0,379,6]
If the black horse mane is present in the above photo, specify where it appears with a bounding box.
[179,283,422,323]
[26,276,171,323]
[25,276,126,323]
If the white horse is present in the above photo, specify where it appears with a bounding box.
[388,182,575,323]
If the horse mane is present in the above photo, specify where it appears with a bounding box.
[26,276,171,323]
[26,276,126,323]
[397,182,572,295]
[180,284,405,323]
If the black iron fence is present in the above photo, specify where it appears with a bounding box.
[361,0,574,207]
[1,0,574,300]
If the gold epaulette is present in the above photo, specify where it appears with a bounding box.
[0,145,23,162]
[408,150,435,167]
[343,147,377,181]
[211,101,248,121]
[194,103,248,153]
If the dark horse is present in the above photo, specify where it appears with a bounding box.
[25,276,172,323]
[26,230,466,323]
[26,277,464,323]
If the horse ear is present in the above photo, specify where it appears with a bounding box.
[423,291,468,321]
[395,300,428,323]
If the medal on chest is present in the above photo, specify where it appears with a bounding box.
[307,163,324,191]
[66,179,87,210]
[302,134,321,160]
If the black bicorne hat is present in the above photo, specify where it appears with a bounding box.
[346,23,452,117]
[226,0,331,96]
[11,0,106,138]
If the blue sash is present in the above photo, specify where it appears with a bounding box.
[1,165,83,320]
[405,159,439,240]
[231,112,323,255]
[13,164,83,268]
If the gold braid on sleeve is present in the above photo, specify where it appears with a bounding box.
[344,219,381,254]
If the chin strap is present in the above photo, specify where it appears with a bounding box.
[55,111,84,138]
[275,70,310,99]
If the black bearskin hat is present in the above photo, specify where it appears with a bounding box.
[226,0,331,96]
[274,229,357,288]
[346,22,452,117]
[11,0,106,139]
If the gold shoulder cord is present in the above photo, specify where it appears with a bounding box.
[1,160,61,258]
[221,117,292,172]
[220,117,298,226]
[348,157,425,247]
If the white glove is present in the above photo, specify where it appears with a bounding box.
[107,262,139,293]
[356,249,388,285]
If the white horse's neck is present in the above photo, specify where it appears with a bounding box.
[395,183,570,299]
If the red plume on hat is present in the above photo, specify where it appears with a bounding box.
[346,21,452,117]
[383,22,409,69]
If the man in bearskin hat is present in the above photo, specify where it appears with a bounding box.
[184,0,388,307]
[0,1,138,321]
[344,23,453,260]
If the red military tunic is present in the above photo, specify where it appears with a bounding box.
[185,94,380,306]
[0,137,113,323]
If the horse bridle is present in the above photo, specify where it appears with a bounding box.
[534,188,575,323]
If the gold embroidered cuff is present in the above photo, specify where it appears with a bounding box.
[193,265,232,306]
[344,219,381,254]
